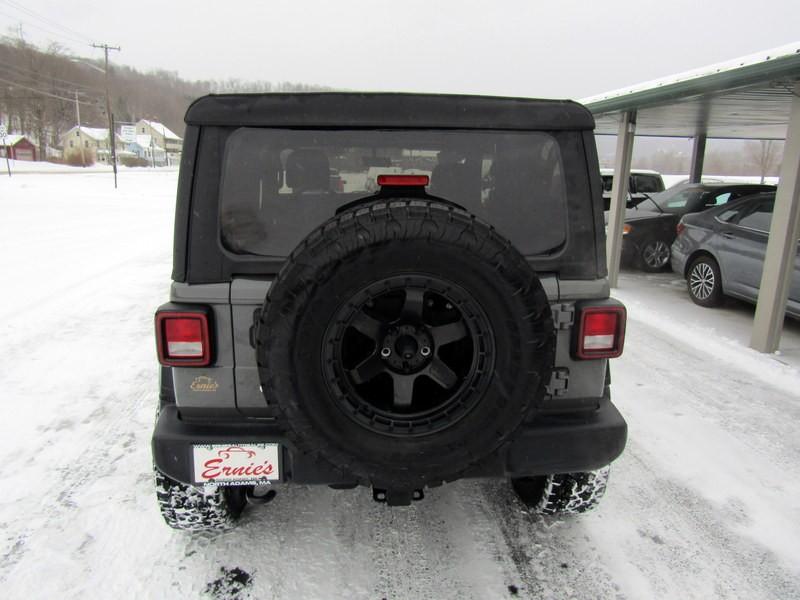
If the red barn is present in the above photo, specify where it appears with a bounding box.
[0,134,37,161]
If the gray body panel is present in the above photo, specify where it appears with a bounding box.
[169,282,237,416]
[167,276,613,414]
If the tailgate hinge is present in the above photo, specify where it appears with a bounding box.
[551,303,575,330]
[546,368,570,397]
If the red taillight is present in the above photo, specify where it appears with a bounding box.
[676,222,686,236]
[156,312,211,366]
[377,174,429,187]
[576,306,626,359]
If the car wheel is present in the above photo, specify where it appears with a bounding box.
[640,239,671,272]
[687,255,723,307]
[257,199,556,497]
[511,466,611,515]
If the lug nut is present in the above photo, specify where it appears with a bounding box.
[445,302,453,310]
[381,347,391,358]
[420,346,431,357]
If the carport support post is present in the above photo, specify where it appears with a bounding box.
[689,133,706,183]
[751,81,800,353]
[607,110,636,288]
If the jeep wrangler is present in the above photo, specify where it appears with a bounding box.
[152,93,627,531]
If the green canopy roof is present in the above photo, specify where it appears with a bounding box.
[581,43,800,139]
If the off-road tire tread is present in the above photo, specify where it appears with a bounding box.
[513,466,610,515]
[257,199,555,489]
[154,467,239,531]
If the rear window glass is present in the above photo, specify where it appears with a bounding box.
[219,128,567,257]
[654,188,705,213]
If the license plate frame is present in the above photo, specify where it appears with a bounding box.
[192,443,280,486]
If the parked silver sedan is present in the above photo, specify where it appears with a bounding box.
[671,192,800,318]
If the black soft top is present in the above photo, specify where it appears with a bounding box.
[185,92,595,131]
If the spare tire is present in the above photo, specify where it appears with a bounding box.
[257,199,555,491]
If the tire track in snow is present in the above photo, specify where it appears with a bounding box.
[0,269,166,587]
[603,312,800,597]
[603,441,800,599]
[0,370,154,586]
[335,484,505,599]
[477,482,625,599]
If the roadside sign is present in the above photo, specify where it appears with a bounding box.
[0,123,6,138]
[120,125,136,143]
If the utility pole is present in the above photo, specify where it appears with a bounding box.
[91,42,121,188]
[0,124,10,177]
[74,90,86,167]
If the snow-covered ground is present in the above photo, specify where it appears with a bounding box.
[0,158,178,175]
[661,174,779,189]
[1,170,799,599]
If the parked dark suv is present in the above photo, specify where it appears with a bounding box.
[152,93,628,530]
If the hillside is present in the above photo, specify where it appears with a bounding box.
[0,37,331,156]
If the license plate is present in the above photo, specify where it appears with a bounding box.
[192,443,280,485]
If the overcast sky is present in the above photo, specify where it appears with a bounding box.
[4,0,800,100]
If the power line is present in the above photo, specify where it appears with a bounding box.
[0,75,98,104]
[0,0,94,44]
[0,95,58,100]
[0,62,104,95]
[0,64,95,96]
[0,71,102,101]
[0,11,90,47]
[0,60,102,90]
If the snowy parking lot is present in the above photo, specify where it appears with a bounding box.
[1,170,799,599]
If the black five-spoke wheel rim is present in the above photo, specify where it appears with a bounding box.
[322,275,495,437]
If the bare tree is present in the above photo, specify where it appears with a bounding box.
[744,140,783,183]
[1,37,334,161]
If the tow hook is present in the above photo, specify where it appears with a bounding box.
[372,488,424,506]
[245,486,277,506]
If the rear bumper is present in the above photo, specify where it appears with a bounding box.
[620,237,639,266]
[670,245,688,276]
[153,399,627,486]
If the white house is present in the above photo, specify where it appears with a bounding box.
[135,119,182,165]
[126,134,167,166]
[61,126,125,164]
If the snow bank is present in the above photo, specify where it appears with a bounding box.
[662,174,779,189]
[0,159,177,174]
[615,287,800,396]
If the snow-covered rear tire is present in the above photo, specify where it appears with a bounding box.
[154,467,243,531]
[511,466,610,515]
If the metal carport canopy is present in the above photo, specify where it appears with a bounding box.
[583,42,800,139]
[580,42,800,353]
